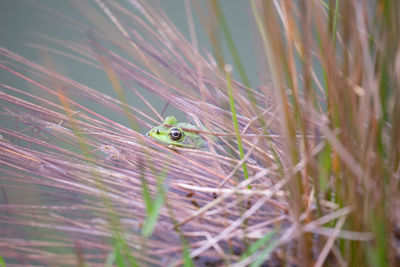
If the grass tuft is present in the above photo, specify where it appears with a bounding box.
[0,0,399,266]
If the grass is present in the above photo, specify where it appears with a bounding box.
[0,0,399,266]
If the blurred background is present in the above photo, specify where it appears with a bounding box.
[0,0,258,121]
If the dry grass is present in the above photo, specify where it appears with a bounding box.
[0,0,399,266]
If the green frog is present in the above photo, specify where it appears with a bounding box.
[146,116,207,149]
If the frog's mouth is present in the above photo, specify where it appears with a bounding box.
[146,131,157,139]
[146,129,161,138]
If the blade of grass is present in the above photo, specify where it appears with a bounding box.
[182,241,195,267]
[109,238,138,267]
[105,248,117,267]
[250,238,279,267]
[210,0,269,131]
[141,167,167,238]
[225,65,249,182]
[318,143,331,194]
[210,0,251,89]
[239,230,276,262]
[332,0,340,44]
[209,1,254,102]
[140,170,153,217]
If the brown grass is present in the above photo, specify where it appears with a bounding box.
[0,0,399,266]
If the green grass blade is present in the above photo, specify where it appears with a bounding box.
[114,246,126,267]
[210,0,266,128]
[332,0,340,44]
[0,256,5,267]
[141,168,167,238]
[250,237,279,267]
[141,188,165,238]
[239,230,276,261]
[105,248,117,267]
[182,241,195,267]
[210,0,251,89]
[318,144,331,193]
[140,174,153,215]
[225,66,249,181]
[109,237,139,267]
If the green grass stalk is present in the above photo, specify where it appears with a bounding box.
[225,65,249,182]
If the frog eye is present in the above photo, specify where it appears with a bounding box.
[156,129,160,134]
[169,128,183,141]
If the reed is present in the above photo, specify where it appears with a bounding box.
[0,1,399,266]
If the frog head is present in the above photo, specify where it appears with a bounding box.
[146,116,205,148]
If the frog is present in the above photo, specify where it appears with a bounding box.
[146,116,207,149]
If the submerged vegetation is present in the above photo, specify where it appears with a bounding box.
[1,0,399,266]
